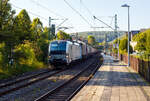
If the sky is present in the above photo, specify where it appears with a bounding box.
[9,0,150,33]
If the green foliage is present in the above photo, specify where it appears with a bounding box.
[113,39,120,45]
[0,53,2,66]
[134,43,146,52]
[119,38,133,54]
[0,41,45,79]
[145,29,150,52]
[42,27,49,39]
[0,1,51,79]
[57,30,72,40]
[0,43,5,67]
[87,35,96,46]
[131,29,150,60]
[31,18,43,41]
[13,9,32,42]
[133,32,147,52]
[44,27,55,40]
[0,0,15,31]
[37,28,49,63]
[0,43,10,67]
[112,39,120,54]
[37,39,48,63]
[112,48,118,54]
[14,41,36,65]
[78,31,126,43]
[0,0,16,43]
[132,29,150,53]
[119,38,127,53]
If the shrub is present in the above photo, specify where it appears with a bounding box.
[0,43,8,68]
[112,48,118,54]
[119,38,133,54]
[14,41,36,65]
[13,40,44,68]
[37,38,49,63]
[0,52,2,68]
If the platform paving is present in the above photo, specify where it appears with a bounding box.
[71,54,150,101]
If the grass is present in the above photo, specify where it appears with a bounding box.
[0,68,12,79]
[0,61,46,80]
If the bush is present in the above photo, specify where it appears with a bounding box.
[119,38,133,54]
[112,48,118,54]
[0,43,8,68]
[37,38,49,63]
[0,41,46,79]
[119,38,127,52]
[13,40,44,68]
[14,41,36,65]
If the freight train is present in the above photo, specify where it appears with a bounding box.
[48,40,97,66]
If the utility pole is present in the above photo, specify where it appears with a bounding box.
[47,17,51,64]
[115,14,119,59]
[105,33,107,53]
[48,17,51,40]
[76,32,78,42]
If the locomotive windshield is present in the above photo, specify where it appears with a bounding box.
[50,41,66,54]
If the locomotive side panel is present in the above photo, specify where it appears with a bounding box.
[71,43,82,61]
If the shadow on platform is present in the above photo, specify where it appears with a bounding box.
[86,71,148,87]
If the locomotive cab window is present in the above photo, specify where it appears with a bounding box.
[50,42,67,54]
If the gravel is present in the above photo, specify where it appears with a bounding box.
[0,55,97,101]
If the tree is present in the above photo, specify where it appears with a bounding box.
[134,32,147,52]
[112,39,120,54]
[41,27,49,39]
[0,43,7,67]
[87,35,96,45]
[0,0,16,42]
[145,29,150,52]
[31,18,43,40]
[37,27,49,63]
[13,9,32,43]
[57,30,71,40]
[0,0,15,30]
[119,38,133,54]
[13,40,44,70]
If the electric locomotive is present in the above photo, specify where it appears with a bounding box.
[48,40,82,66]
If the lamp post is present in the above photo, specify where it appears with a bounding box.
[121,4,130,67]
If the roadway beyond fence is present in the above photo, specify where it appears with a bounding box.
[71,54,150,101]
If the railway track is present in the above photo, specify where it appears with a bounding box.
[34,55,102,101]
[0,67,67,97]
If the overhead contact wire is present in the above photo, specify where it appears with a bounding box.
[11,4,48,21]
[64,0,93,27]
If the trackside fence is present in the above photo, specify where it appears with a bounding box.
[110,53,150,82]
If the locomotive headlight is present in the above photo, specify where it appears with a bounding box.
[66,55,69,58]
[48,56,51,59]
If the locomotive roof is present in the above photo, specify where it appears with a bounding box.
[51,40,72,44]
[51,40,86,46]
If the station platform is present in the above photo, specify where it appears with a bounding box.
[72,54,150,101]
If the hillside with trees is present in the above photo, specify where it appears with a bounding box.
[78,31,126,43]
[0,0,55,79]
